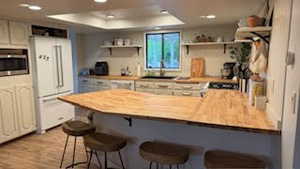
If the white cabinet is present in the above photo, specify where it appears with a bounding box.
[0,84,36,144]
[94,79,111,91]
[0,86,20,143]
[9,21,28,45]
[15,84,36,135]
[79,77,95,93]
[0,20,10,44]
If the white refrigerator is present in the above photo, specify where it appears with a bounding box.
[31,36,75,133]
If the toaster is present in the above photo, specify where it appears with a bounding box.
[95,62,109,75]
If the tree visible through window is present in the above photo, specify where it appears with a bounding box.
[146,32,180,69]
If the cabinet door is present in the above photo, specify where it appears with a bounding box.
[9,21,28,45]
[15,84,36,135]
[0,20,10,45]
[0,86,20,143]
[33,37,58,97]
[56,38,73,93]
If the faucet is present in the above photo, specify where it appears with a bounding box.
[159,60,165,76]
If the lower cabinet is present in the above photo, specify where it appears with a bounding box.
[0,84,36,144]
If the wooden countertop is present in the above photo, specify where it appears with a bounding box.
[59,89,279,135]
[82,75,237,83]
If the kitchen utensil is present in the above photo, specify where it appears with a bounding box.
[114,38,123,46]
[124,39,131,46]
[191,58,205,77]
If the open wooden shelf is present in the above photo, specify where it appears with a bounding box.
[100,45,143,55]
[235,26,272,44]
[181,41,247,55]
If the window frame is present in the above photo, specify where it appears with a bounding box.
[144,31,181,71]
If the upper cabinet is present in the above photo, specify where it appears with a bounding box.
[9,21,29,46]
[0,20,10,44]
[0,19,29,46]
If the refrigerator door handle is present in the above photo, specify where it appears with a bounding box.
[59,45,64,88]
[54,45,60,88]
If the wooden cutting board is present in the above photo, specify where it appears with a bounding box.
[191,58,205,77]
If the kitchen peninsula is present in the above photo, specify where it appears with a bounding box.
[59,89,279,134]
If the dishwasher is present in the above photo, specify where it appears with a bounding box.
[110,80,135,90]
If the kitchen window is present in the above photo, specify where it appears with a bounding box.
[145,32,180,70]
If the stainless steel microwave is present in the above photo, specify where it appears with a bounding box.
[0,51,29,77]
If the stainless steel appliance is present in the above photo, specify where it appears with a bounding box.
[208,82,239,90]
[95,62,109,75]
[221,62,236,79]
[0,49,29,76]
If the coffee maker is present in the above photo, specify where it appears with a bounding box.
[221,62,236,79]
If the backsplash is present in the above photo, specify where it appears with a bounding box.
[76,24,237,77]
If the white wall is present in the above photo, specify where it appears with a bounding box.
[266,0,293,125]
[77,25,236,77]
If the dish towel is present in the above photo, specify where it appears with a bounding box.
[249,40,268,74]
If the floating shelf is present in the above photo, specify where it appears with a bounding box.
[100,45,143,56]
[235,26,272,44]
[181,41,242,55]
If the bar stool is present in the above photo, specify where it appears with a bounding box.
[84,132,127,169]
[60,120,96,169]
[204,150,267,169]
[139,141,189,169]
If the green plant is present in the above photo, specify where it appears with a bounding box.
[229,43,252,63]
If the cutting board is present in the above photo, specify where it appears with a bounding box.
[191,58,205,77]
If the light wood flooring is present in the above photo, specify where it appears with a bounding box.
[0,127,99,169]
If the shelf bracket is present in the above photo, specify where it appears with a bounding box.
[250,32,270,44]
[137,47,141,56]
[223,44,227,54]
[185,45,190,55]
[124,117,132,127]
[108,48,112,55]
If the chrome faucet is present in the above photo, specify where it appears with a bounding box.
[160,60,165,76]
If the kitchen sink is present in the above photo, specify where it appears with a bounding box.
[141,76,177,80]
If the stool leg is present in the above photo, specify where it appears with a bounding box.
[156,163,159,169]
[149,162,152,169]
[169,165,172,169]
[118,151,125,169]
[104,152,108,169]
[71,137,77,168]
[59,135,69,168]
[87,150,93,169]
[84,146,89,161]
[95,151,102,169]
[176,164,179,169]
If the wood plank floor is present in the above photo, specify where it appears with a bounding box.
[0,127,99,169]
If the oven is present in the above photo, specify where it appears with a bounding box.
[0,49,29,77]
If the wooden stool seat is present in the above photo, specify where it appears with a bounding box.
[62,120,95,136]
[204,150,267,169]
[140,141,189,165]
[84,132,127,152]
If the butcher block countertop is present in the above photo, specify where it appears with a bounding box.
[59,89,279,135]
[82,75,237,83]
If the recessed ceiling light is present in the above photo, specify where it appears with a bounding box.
[206,15,216,19]
[107,14,115,19]
[160,10,168,14]
[95,0,107,3]
[28,5,42,11]
[19,3,30,7]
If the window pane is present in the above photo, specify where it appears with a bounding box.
[147,34,162,68]
[163,33,180,69]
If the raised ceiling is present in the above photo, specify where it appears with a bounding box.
[0,0,266,32]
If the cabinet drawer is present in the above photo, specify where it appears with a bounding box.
[174,83,203,90]
[173,90,201,97]
[154,82,174,89]
[135,81,155,89]
[155,89,173,95]
[79,77,94,86]
[94,79,110,87]
[136,88,156,94]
